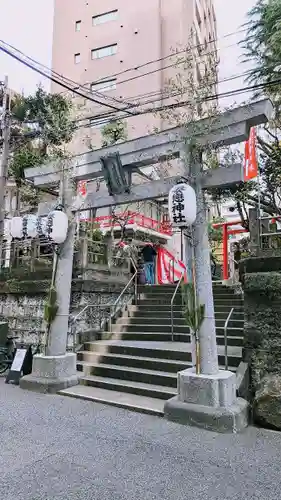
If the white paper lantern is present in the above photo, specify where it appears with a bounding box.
[24,214,38,239]
[168,183,197,227]
[47,210,69,244]
[10,217,23,239]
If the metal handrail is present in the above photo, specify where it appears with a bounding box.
[171,272,185,342]
[168,258,175,283]
[113,260,137,308]
[70,258,138,348]
[224,307,234,371]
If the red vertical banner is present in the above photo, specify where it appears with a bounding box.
[244,128,258,181]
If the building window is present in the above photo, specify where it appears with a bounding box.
[91,79,117,93]
[75,20,81,32]
[74,53,81,64]
[92,10,118,26]
[91,44,117,60]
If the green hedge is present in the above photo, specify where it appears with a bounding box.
[244,272,281,295]
[240,256,281,275]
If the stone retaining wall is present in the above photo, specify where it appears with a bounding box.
[0,272,132,348]
[242,255,281,429]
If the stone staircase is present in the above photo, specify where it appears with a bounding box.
[60,283,244,416]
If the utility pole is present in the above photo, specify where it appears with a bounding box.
[0,76,10,261]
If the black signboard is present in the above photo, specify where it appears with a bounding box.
[5,344,33,385]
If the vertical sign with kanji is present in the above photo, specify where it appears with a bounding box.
[244,128,258,181]
[171,186,187,226]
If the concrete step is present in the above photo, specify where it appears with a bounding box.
[59,385,165,417]
[141,290,241,298]
[83,341,242,366]
[138,298,244,306]
[128,304,244,319]
[138,285,239,295]
[77,361,178,387]
[77,351,191,373]
[113,331,244,346]
[77,351,238,374]
[79,374,177,400]
[119,319,244,331]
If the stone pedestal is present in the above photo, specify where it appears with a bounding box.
[19,353,78,394]
[164,368,249,433]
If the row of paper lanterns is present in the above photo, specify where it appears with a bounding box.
[8,182,196,243]
[9,210,69,245]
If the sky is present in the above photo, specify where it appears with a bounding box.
[0,0,256,100]
[214,0,256,107]
[0,0,54,94]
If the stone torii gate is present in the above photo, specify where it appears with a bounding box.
[22,100,272,431]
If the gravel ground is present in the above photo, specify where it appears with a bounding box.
[1,379,281,500]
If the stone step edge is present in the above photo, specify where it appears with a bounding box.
[80,374,177,395]
[83,340,243,353]
[109,332,244,340]
[77,358,238,372]
[79,352,190,366]
[115,323,244,329]
[79,361,177,379]
[59,387,164,417]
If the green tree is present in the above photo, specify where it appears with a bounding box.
[101,119,128,147]
[13,87,76,148]
[8,87,75,212]
[242,0,281,103]
[208,216,226,248]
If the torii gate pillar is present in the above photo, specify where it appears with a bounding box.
[165,157,249,433]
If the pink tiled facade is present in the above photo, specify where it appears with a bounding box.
[52,0,217,154]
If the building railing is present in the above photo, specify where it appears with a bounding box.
[73,238,108,269]
[0,238,54,272]
[91,211,173,236]
[259,215,281,250]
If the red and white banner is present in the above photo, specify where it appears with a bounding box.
[157,247,187,284]
[244,128,258,181]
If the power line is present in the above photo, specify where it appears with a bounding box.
[0,37,232,121]
[55,28,247,95]
[5,35,274,131]
[0,35,234,112]
[0,31,248,122]
[2,38,277,145]
[1,40,133,109]
[78,67,256,124]
[0,42,136,115]
[76,77,278,130]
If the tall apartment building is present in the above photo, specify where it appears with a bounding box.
[52,1,217,261]
[52,0,217,153]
